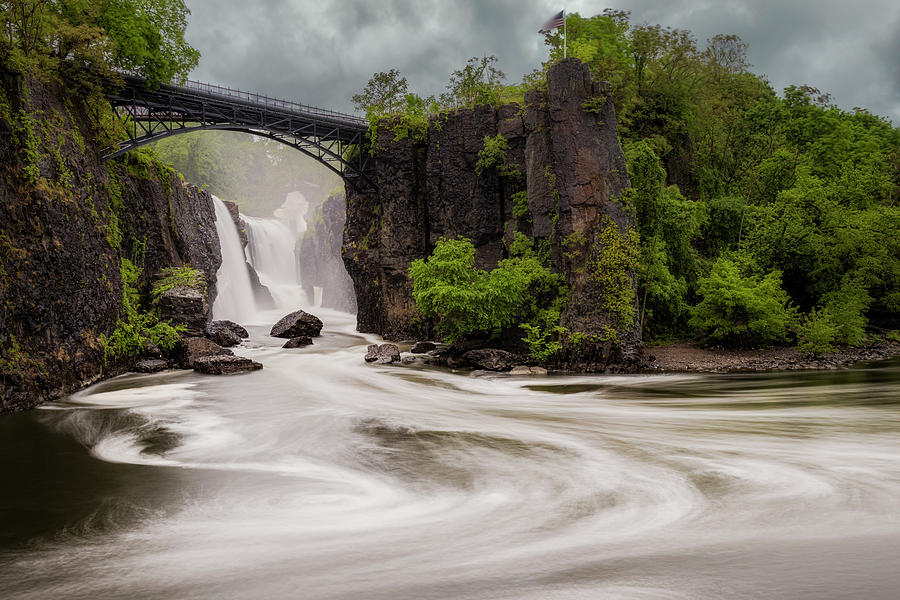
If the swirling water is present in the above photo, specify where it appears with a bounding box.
[1,310,898,599]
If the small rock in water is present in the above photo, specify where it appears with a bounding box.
[193,355,262,375]
[365,343,401,364]
[133,358,169,373]
[283,336,313,348]
[211,320,249,338]
[529,366,548,375]
[462,348,519,371]
[509,365,532,375]
[177,337,233,368]
[270,310,323,338]
[206,321,245,347]
[410,341,436,354]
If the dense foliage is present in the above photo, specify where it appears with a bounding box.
[409,237,565,355]
[1,0,198,85]
[548,10,900,349]
[100,258,184,363]
[395,10,899,352]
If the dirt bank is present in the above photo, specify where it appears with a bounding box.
[642,342,900,373]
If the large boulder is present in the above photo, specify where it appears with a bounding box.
[157,285,209,337]
[283,336,313,348]
[176,337,233,369]
[206,320,247,347]
[462,349,519,371]
[270,310,323,338]
[194,355,262,375]
[365,343,401,364]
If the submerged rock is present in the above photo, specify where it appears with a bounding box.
[462,349,519,371]
[283,336,313,348]
[365,343,401,364]
[206,320,246,347]
[194,354,262,375]
[410,341,437,354]
[133,359,169,373]
[509,365,548,376]
[177,337,233,368]
[270,310,324,338]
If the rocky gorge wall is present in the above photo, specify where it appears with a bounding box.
[298,191,357,313]
[0,70,222,412]
[342,59,641,370]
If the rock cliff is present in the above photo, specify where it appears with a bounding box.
[0,71,221,411]
[297,191,356,312]
[342,59,640,370]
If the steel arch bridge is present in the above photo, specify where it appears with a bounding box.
[102,75,374,189]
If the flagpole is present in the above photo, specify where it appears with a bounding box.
[563,8,567,59]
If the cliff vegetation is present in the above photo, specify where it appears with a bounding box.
[351,9,900,359]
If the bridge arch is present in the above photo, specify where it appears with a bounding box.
[103,75,375,190]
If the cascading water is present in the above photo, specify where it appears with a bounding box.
[243,215,306,309]
[211,196,257,322]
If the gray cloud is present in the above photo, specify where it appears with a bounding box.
[184,0,900,123]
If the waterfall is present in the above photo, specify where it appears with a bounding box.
[211,196,257,322]
[243,215,305,309]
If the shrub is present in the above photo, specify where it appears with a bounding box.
[822,283,871,346]
[689,257,797,347]
[475,133,520,178]
[409,237,565,350]
[101,259,185,363]
[797,308,838,354]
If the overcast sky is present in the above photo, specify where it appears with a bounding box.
[184,0,900,123]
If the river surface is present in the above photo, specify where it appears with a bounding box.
[1,308,899,599]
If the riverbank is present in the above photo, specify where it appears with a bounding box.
[642,341,900,373]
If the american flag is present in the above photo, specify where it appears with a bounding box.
[541,10,565,31]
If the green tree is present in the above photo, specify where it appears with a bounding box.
[441,55,505,108]
[1,0,198,84]
[351,68,408,115]
[689,257,797,347]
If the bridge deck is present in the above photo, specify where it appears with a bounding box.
[104,75,374,187]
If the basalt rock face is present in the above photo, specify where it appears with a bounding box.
[297,191,356,312]
[342,59,640,371]
[0,71,222,412]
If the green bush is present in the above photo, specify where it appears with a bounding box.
[475,133,520,178]
[797,308,838,354]
[101,259,185,363]
[689,257,797,347]
[511,191,530,220]
[822,284,871,346]
[409,237,565,351]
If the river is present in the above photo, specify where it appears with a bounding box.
[1,204,899,599]
[0,305,898,599]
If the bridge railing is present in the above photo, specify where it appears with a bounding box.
[170,78,368,126]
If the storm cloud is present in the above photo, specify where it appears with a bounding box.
[183,0,900,123]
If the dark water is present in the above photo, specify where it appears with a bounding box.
[1,310,898,599]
